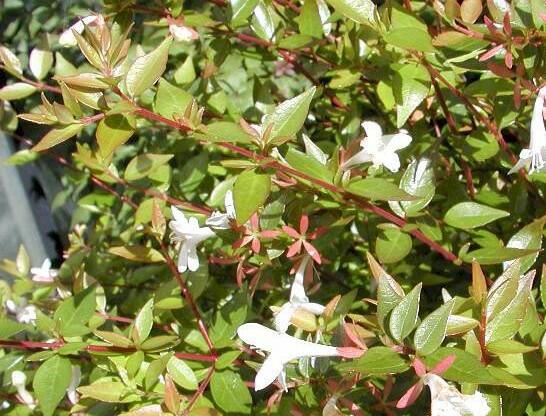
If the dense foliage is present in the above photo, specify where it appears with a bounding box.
[1,0,546,415]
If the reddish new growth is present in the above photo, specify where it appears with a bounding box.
[282,214,327,264]
[232,213,280,254]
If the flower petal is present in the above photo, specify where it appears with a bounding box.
[361,120,383,139]
[255,353,284,391]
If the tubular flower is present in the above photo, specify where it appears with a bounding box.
[169,206,215,272]
[5,299,37,325]
[30,258,58,283]
[206,190,236,230]
[423,374,490,416]
[273,256,325,333]
[59,15,104,47]
[237,323,340,391]
[342,121,412,173]
[509,86,546,174]
[11,371,35,410]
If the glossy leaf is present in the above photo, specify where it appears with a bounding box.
[389,283,422,343]
[33,355,72,416]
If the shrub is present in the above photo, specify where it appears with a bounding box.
[0,0,545,415]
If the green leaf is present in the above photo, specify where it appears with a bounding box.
[297,0,323,38]
[392,63,431,128]
[154,78,193,120]
[0,317,27,338]
[446,315,480,335]
[198,121,254,143]
[0,82,37,100]
[424,347,498,384]
[29,48,53,80]
[337,346,408,374]
[210,289,248,347]
[486,260,521,320]
[5,149,39,165]
[32,124,84,152]
[78,380,127,402]
[233,169,271,224]
[94,330,133,348]
[125,153,174,181]
[33,355,72,416]
[167,356,198,390]
[108,246,165,263]
[504,218,545,273]
[384,28,435,52]
[285,148,333,183]
[126,37,172,97]
[174,56,196,85]
[389,158,435,217]
[462,247,538,265]
[325,0,375,24]
[389,283,422,343]
[486,272,535,343]
[377,270,405,331]
[53,285,96,337]
[262,87,316,139]
[251,1,276,40]
[210,370,252,414]
[133,298,154,343]
[96,114,135,158]
[487,339,537,355]
[376,226,412,264]
[444,202,509,230]
[347,178,417,201]
[231,0,259,26]
[414,300,454,355]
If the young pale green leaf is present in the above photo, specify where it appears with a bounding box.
[336,346,408,374]
[33,355,72,416]
[5,149,39,165]
[174,55,196,85]
[486,260,521,320]
[389,158,435,217]
[347,178,417,201]
[0,82,37,100]
[389,283,422,343]
[29,48,53,80]
[32,124,84,152]
[541,265,546,310]
[233,169,271,224]
[53,285,96,337]
[377,270,405,331]
[133,298,154,343]
[325,0,375,24]
[231,0,259,26]
[94,330,134,348]
[392,64,430,128]
[444,202,509,230]
[0,46,22,76]
[154,78,193,120]
[504,218,545,273]
[210,370,252,414]
[108,246,165,263]
[126,37,172,97]
[96,114,135,158]
[124,153,174,181]
[414,299,454,355]
[251,1,276,40]
[262,87,316,139]
[167,356,198,390]
[376,226,412,264]
[285,148,333,183]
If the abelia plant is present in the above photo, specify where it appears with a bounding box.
[0,0,545,415]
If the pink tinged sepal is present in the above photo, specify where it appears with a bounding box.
[396,381,424,409]
[430,354,456,375]
[336,347,365,358]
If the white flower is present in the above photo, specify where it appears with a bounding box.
[30,258,58,283]
[317,0,332,36]
[273,256,325,333]
[423,374,490,416]
[237,323,340,391]
[169,206,215,272]
[11,371,35,410]
[67,366,81,405]
[510,87,546,174]
[5,299,37,325]
[342,121,412,173]
[169,24,198,42]
[323,395,342,416]
[206,190,236,230]
[59,15,102,47]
